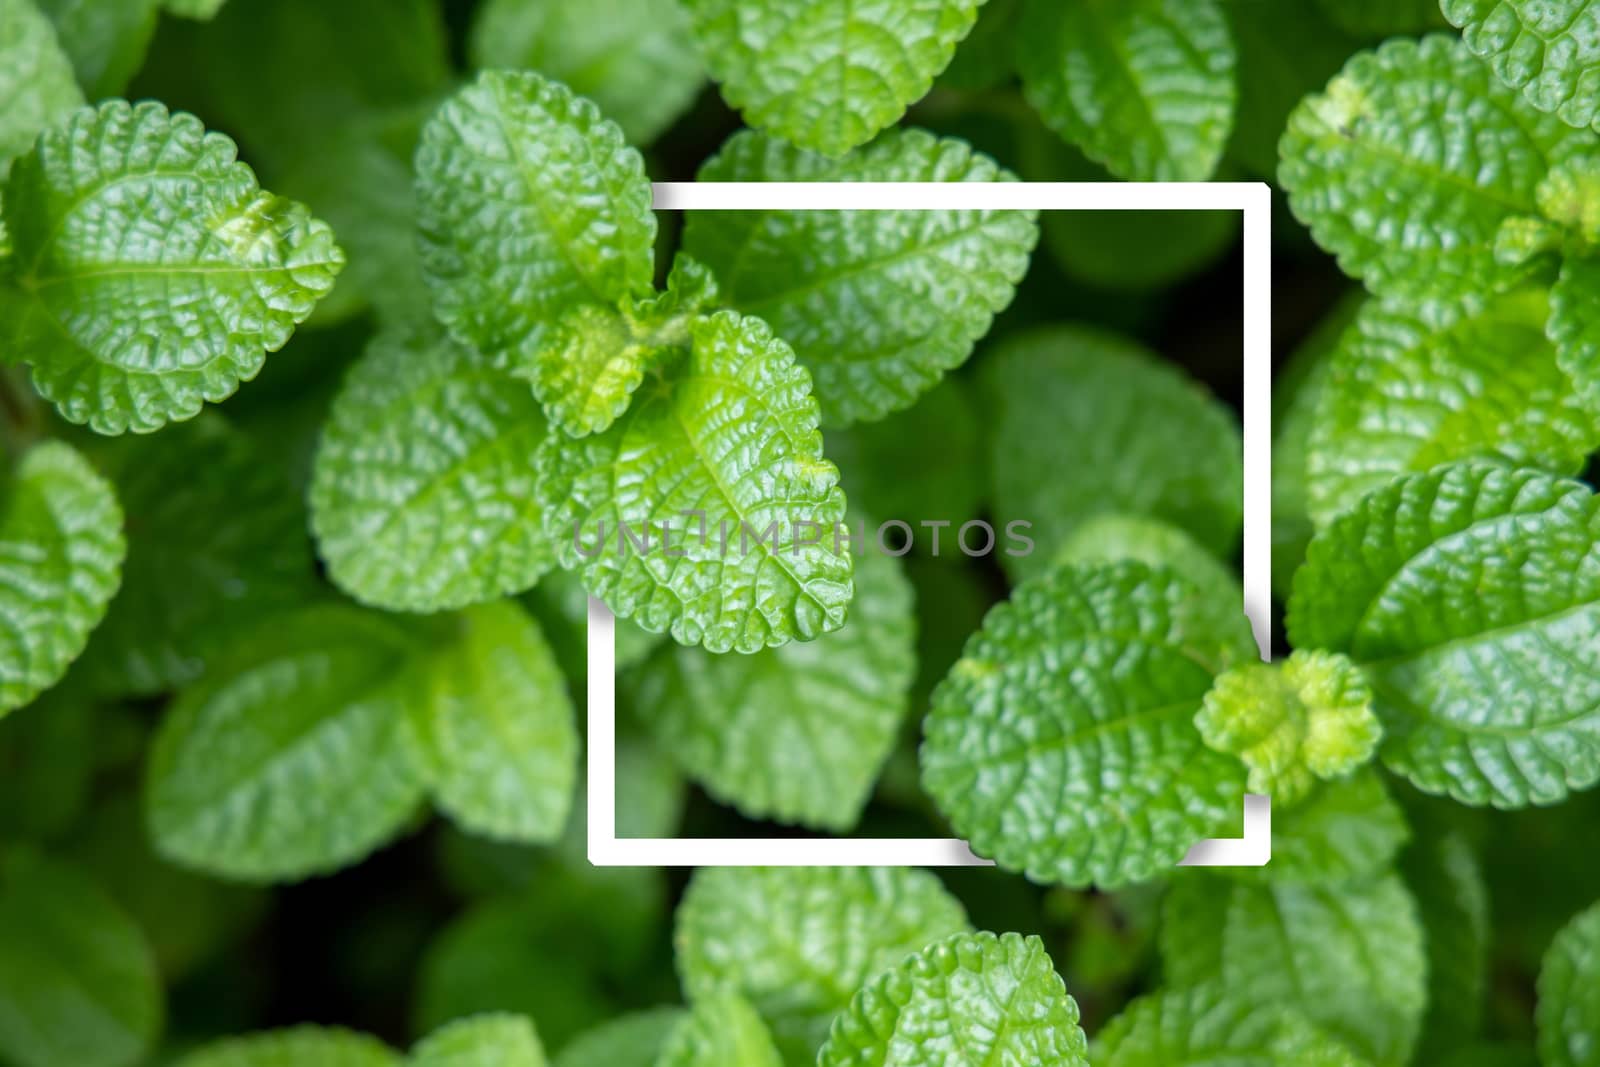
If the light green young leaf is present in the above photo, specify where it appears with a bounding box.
[1306,290,1600,525]
[1196,649,1381,806]
[1444,0,1600,132]
[174,1027,400,1067]
[469,0,703,145]
[658,995,783,1067]
[1,100,343,434]
[1162,873,1427,1064]
[1230,770,1408,885]
[35,0,158,100]
[921,563,1259,889]
[553,1010,684,1067]
[816,931,1089,1067]
[408,601,578,844]
[415,70,655,371]
[145,605,429,882]
[1551,253,1600,410]
[0,0,82,177]
[310,325,555,613]
[413,1015,547,1067]
[982,326,1243,582]
[1017,0,1237,182]
[1404,828,1491,1060]
[1054,513,1242,616]
[1280,35,1587,306]
[825,377,984,525]
[0,441,124,716]
[683,129,1037,426]
[1538,900,1600,1067]
[630,547,913,831]
[675,867,970,1065]
[0,850,162,1067]
[1093,983,1374,1067]
[540,310,852,653]
[522,257,717,438]
[1288,464,1600,808]
[682,0,981,156]
[80,415,313,697]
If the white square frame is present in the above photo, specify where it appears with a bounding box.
[588,180,1274,868]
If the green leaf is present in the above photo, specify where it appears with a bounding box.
[80,415,313,697]
[1306,290,1600,525]
[981,325,1243,582]
[1444,0,1600,132]
[824,376,984,526]
[1539,900,1600,1067]
[1053,513,1242,617]
[146,605,428,882]
[539,310,853,653]
[415,71,656,371]
[1017,0,1237,182]
[35,0,159,100]
[552,1010,684,1067]
[1196,649,1381,806]
[1162,873,1427,1064]
[1288,463,1600,808]
[163,0,228,17]
[1280,35,1587,306]
[683,129,1037,426]
[310,324,555,613]
[630,546,913,831]
[0,850,162,1067]
[674,867,970,1065]
[407,601,578,844]
[659,995,783,1067]
[0,0,82,177]
[469,0,703,145]
[816,931,1089,1067]
[413,1015,547,1067]
[1093,983,1374,1066]
[921,562,1259,889]
[1551,253,1600,410]
[174,1027,401,1067]
[681,0,981,156]
[2,101,343,434]
[1403,827,1491,1060]
[1229,770,1408,885]
[522,257,717,438]
[0,441,124,716]
[1440,1046,1541,1067]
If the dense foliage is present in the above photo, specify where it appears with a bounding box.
[2,0,1600,1064]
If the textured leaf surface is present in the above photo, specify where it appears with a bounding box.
[174,1027,400,1067]
[415,71,655,370]
[1053,513,1242,619]
[1232,771,1408,884]
[1094,983,1374,1066]
[675,867,969,1065]
[1289,464,1600,807]
[1162,873,1427,1064]
[982,326,1242,581]
[683,130,1036,426]
[0,441,124,716]
[658,995,783,1067]
[1445,0,1600,131]
[1196,649,1380,805]
[0,851,162,1067]
[470,0,703,144]
[1280,36,1587,305]
[310,325,554,613]
[540,311,852,653]
[412,1015,547,1067]
[826,377,983,525]
[1018,0,1236,182]
[1,100,343,433]
[146,605,428,882]
[1307,290,1600,525]
[81,415,311,696]
[683,0,980,156]
[631,548,913,831]
[551,1010,683,1067]
[0,0,82,176]
[1539,900,1600,1067]
[1551,253,1600,410]
[409,602,577,844]
[817,932,1087,1067]
[921,563,1258,889]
